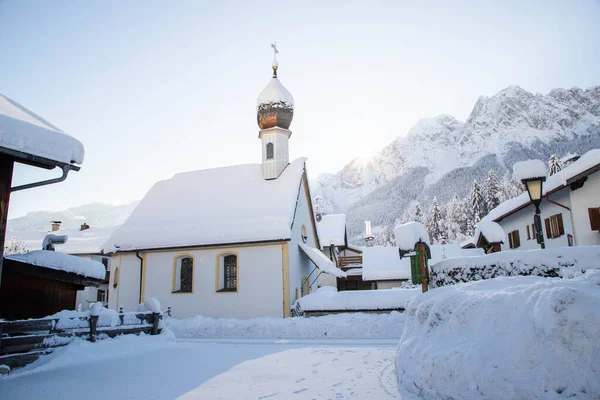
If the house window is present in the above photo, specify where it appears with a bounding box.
[266,143,274,160]
[589,208,600,231]
[301,225,308,243]
[544,214,565,239]
[526,225,531,240]
[173,255,194,293]
[508,230,520,249]
[97,289,107,303]
[217,252,238,292]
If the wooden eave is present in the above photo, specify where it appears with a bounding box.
[3,257,104,288]
[109,238,291,255]
[0,146,80,171]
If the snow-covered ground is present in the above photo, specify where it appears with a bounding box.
[0,334,416,400]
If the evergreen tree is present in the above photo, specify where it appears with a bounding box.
[427,197,444,243]
[375,226,396,246]
[411,202,425,224]
[469,181,485,224]
[484,170,500,213]
[499,173,523,203]
[445,194,466,243]
[547,154,564,176]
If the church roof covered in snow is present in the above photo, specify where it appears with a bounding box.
[317,214,346,247]
[0,93,84,165]
[103,158,309,253]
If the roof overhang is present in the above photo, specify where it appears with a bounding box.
[2,257,104,287]
[0,146,80,171]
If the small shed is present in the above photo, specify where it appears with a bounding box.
[0,251,105,319]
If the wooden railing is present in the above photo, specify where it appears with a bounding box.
[0,308,169,370]
[338,256,362,268]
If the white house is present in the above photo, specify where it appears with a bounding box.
[485,149,600,251]
[102,54,341,319]
[6,223,115,308]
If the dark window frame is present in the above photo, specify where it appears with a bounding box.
[266,143,274,160]
[508,230,520,249]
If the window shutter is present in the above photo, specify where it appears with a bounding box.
[557,214,565,235]
[508,232,513,249]
[544,218,551,239]
[589,208,600,231]
[515,231,520,248]
[526,225,531,240]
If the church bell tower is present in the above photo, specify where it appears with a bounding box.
[256,42,294,180]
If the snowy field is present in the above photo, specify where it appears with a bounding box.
[0,335,418,400]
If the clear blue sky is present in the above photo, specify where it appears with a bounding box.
[1,0,599,218]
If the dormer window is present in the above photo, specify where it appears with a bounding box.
[266,143,274,160]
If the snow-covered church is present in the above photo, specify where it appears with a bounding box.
[104,51,341,318]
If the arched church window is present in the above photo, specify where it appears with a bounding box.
[173,255,194,293]
[216,252,238,292]
[266,143,274,160]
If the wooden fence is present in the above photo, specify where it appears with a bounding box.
[0,307,170,370]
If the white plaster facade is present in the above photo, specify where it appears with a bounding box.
[260,128,291,180]
[496,170,600,251]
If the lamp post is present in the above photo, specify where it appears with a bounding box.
[514,159,548,250]
[521,176,546,249]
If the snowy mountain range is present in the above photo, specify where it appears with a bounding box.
[313,85,600,243]
[7,201,139,232]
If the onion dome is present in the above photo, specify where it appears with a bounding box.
[257,54,294,130]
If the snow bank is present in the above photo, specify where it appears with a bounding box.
[430,245,600,287]
[6,250,106,279]
[513,159,547,180]
[317,214,346,246]
[104,158,307,252]
[295,287,419,312]
[167,312,407,339]
[474,220,506,243]
[0,93,84,165]
[393,222,430,251]
[298,242,346,278]
[396,270,600,399]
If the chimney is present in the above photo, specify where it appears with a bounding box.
[80,222,90,231]
[51,221,62,232]
[364,221,374,247]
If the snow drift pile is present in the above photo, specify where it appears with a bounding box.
[294,286,418,314]
[167,311,407,339]
[429,245,600,287]
[396,270,600,399]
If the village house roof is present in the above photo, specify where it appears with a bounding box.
[6,250,106,280]
[103,158,310,253]
[362,244,484,281]
[7,227,117,255]
[317,214,346,247]
[0,93,84,166]
[484,149,600,223]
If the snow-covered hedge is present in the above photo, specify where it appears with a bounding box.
[396,270,600,399]
[429,246,600,287]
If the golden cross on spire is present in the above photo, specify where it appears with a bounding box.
[271,42,279,77]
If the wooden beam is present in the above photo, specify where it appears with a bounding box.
[0,158,14,288]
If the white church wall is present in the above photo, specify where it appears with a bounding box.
[108,253,141,312]
[498,189,573,251]
[288,175,319,310]
[569,171,600,247]
[140,244,283,319]
[75,254,109,310]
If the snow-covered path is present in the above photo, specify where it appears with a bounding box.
[0,336,418,400]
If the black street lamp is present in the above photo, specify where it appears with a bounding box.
[521,176,546,249]
[514,159,547,250]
